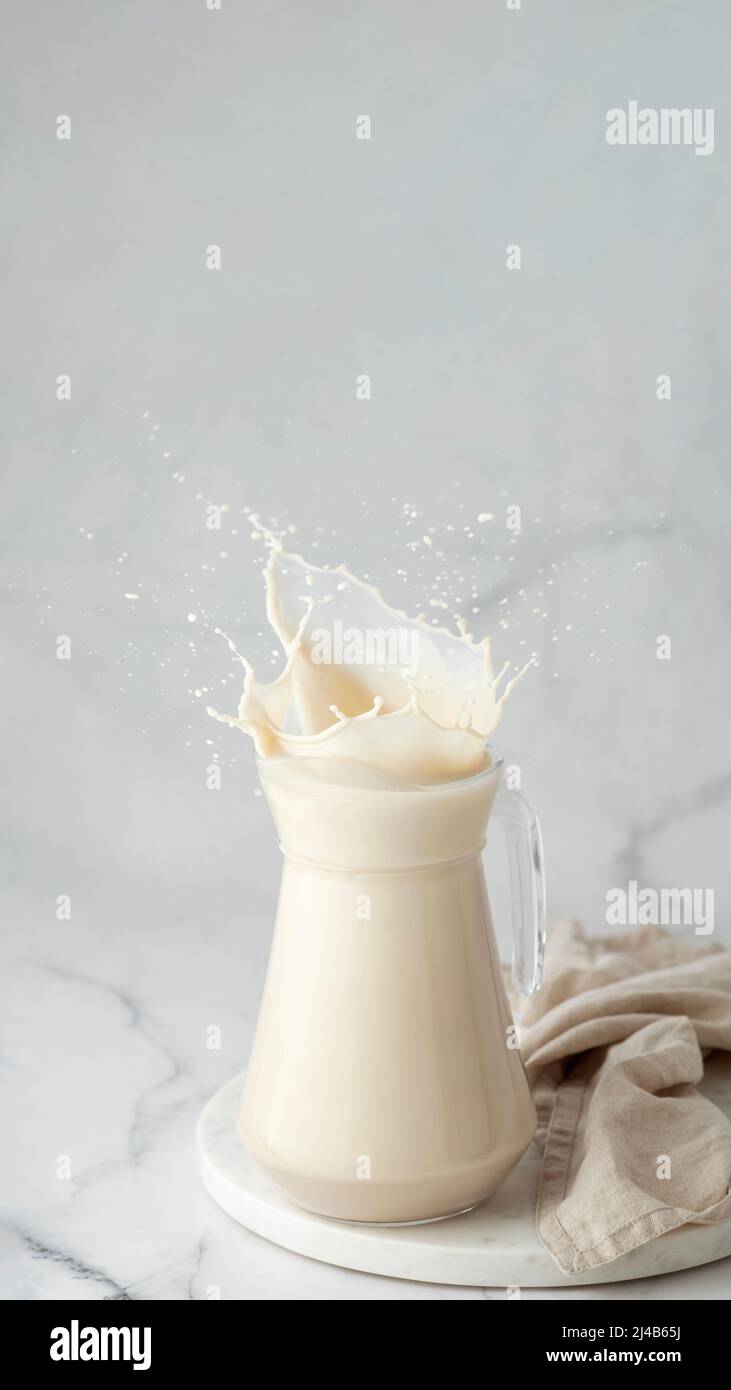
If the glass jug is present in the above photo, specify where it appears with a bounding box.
[239,748,545,1224]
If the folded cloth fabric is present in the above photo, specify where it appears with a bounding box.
[511,920,731,1275]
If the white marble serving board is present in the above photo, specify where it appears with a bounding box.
[197,1055,731,1288]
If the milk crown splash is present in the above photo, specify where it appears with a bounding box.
[208,520,531,785]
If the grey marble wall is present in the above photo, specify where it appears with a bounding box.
[2,1,729,1298]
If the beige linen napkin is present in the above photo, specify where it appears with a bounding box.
[511,920,731,1274]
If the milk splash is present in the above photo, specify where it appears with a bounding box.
[208,519,532,784]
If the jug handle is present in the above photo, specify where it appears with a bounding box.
[491,783,546,997]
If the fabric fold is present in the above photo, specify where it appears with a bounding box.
[512,921,731,1274]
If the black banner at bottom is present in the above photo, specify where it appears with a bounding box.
[0,1295,723,1375]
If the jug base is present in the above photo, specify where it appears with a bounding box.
[312,1202,480,1229]
[243,1122,536,1226]
[262,1172,509,1225]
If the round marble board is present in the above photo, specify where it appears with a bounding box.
[197,1056,731,1288]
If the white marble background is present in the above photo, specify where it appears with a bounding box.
[2,1,730,1299]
